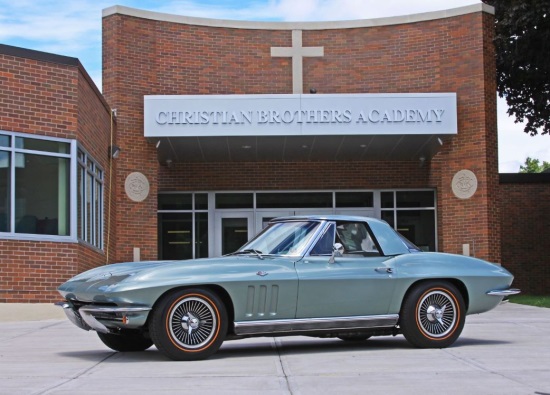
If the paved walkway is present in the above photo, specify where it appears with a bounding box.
[0,303,549,395]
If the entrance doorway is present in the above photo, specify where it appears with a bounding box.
[157,190,436,260]
[214,211,253,256]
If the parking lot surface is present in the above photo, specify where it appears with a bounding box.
[0,302,549,395]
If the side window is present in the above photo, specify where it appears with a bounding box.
[336,222,380,256]
[310,223,335,256]
[1,133,72,238]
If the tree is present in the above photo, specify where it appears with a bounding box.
[519,156,550,173]
[482,1,550,136]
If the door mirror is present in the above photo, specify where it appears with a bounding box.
[329,243,344,264]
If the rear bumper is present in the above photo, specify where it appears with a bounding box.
[55,301,151,333]
[486,288,521,297]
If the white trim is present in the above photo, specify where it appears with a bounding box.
[146,92,457,100]
[103,4,493,31]
[76,146,105,250]
[0,130,73,144]
[0,130,77,242]
[70,140,78,241]
[0,234,78,243]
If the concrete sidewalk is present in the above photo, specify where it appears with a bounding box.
[0,303,66,322]
[1,303,549,395]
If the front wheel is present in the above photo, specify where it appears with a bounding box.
[400,281,465,348]
[97,331,153,352]
[149,288,227,361]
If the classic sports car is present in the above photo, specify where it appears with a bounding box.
[56,215,519,361]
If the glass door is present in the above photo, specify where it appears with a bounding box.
[255,210,293,234]
[214,211,253,256]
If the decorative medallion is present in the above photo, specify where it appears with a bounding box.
[452,170,478,199]
[125,172,150,202]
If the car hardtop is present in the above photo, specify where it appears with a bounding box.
[269,214,388,226]
[266,214,414,256]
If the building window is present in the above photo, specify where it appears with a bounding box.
[77,149,104,249]
[158,193,209,260]
[380,190,436,251]
[0,132,72,237]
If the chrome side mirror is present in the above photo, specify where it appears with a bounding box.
[329,243,344,264]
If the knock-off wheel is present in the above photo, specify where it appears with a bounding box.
[400,281,465,348]
[149,288,227,360]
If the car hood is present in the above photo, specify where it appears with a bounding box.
[58,255,296,300]
[58,260,175,295]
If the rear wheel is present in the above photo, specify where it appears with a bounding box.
[97,331,153,352]
[149,288,227,361]
[400,281,465,348]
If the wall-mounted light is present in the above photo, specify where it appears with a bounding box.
[110,145,121,159]
[419,156,426,168]
[310,88,317,94]
[166,159,173,168]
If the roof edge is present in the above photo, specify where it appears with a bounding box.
[0,43,112,118]
[102,3,494,30]
[0,43,79,67]
[499,173,550,184]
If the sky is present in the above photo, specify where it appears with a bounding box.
[1,0,549,172]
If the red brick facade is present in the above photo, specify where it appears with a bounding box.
[102,7,500,263]
[0,46,115,302]
[500,174,550,295]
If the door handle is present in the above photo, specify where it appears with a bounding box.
[375,267,393,274]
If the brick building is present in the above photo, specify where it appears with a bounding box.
[1,3,548,301]
[0,45,115,302]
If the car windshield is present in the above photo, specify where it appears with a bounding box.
[399,234,422,253]
[237,220,322,256]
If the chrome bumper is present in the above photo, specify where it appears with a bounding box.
[486,288,521,297]
[55,302,151,333]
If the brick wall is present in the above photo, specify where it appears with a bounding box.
[159,161,430,191]
[0,51,78,139]
[500,174,550,295]
[0,46,113,302]
[103,8,499,264]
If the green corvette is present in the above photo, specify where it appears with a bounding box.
[56,215,519,360]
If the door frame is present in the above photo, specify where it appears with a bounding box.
[214,211,254,256]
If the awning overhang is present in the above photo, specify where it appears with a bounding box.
[144,93,457,164]
[150,134,451,163]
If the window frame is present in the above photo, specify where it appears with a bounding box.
[0,130,78,243]
[379,189,437,252]
[158,192,210,259]
[77,146,105,250]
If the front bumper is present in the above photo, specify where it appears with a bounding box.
[55,301,151,333]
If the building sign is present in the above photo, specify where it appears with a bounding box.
[144,93,457,137]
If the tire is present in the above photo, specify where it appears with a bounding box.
[149,288,227,361]
[97,331,153,352]
[400,281,465,348]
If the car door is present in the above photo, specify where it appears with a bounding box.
[295,221,397,318]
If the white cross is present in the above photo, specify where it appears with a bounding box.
[271,30,324,94]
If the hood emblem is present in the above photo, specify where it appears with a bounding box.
[256,271,268,277]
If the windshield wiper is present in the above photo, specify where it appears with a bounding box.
[229,249,265,260]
